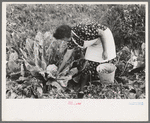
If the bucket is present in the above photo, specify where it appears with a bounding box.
[96,63,116,83]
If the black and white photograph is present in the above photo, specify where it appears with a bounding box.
[2,2,149,121]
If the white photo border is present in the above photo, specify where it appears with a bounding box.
[2,2,149,121]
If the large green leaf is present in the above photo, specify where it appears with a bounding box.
[33,41,41,68]
[44,31,52,41]
[19,48,27,59]
[130,48,145,69]
[6,31,12,47]
[51,81,64,92]
[9,51,18,61]
[57,75,72,87]
[58,65,70,77]
[141,43,145,56]
[36,86,43,97]
[12,33,20,49]
[45,41,54,63]
[8,61,20,73]
[39,36,47,69]
[33,42,46,70]
[30,67,44,81]
[21,62,25,77]
[22,57,35,71]
[41,60,47,70]
[35,31,44,46]
[25,38,34,58]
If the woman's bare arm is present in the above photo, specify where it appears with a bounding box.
[97,29,107,51]
[97,29,108,60]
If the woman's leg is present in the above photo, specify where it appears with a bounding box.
[77,60,99,98]
[77,74,89,98]
[77,62,90,98]
[79,74,90,91]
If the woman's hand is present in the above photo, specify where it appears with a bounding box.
[102,51,108,60]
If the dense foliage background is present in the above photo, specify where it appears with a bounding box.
[6,4,146,99]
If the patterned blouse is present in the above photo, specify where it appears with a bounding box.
[67,23,107,49]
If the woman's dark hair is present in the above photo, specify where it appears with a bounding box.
[53,25,72,39]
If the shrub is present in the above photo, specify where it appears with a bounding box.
[101,4,145,51]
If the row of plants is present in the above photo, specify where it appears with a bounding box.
[6,30,145,99]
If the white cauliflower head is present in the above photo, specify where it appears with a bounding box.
[46,64,58,78]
